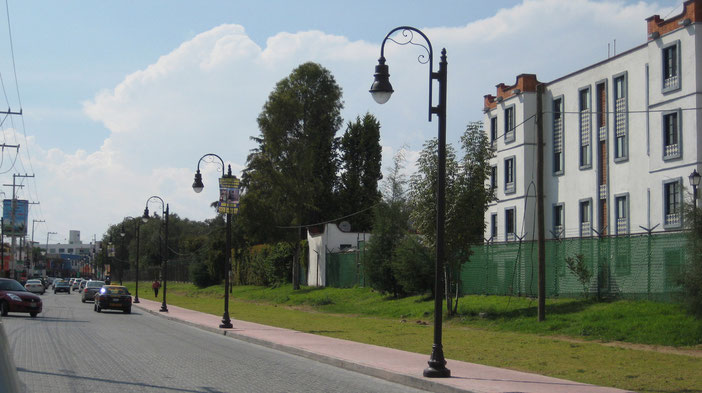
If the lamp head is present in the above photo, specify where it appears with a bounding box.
[690,169,701,187]
[142,207,150,223]
[192,169,204,193]
[120,223,125,237]
[369,56,393,104]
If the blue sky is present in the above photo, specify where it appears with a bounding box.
[0,0,682,243]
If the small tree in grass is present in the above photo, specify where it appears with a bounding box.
[565,253,592,298]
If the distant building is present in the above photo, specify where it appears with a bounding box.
[483,0,701,242]
[38,230,97,275]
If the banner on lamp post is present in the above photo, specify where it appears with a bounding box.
[218,176,240,215]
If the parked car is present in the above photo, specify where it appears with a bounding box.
[71,278,83,292]
[81,280,105,303]
[0,278,42,317]
[24,279,45,295]
[53,281,71,294]
[94,285,132,314]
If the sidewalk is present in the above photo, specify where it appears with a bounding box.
[133,298,632,393]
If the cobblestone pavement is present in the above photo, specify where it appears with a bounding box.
[2,290,428,393]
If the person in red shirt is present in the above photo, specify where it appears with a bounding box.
[152,280,161,297]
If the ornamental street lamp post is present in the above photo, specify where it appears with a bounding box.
[370,26,450,378]
[193,153,238,329]
[122,217,141,303]
[119,224,126,285]
[689,169,700,209]
[143,196,169,312]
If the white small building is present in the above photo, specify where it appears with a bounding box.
[307,223,370,287]
[484,0,701,242]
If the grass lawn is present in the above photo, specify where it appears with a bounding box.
[125,282,702,393]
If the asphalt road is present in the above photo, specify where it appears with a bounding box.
[3,289,427,393]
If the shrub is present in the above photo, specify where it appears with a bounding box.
[391,235,433,296]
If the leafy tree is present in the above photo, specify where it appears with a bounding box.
[408,121,495,314]
[363,151,409,297]
[391,235,434,296]
[338,113,383,232]
[681,203,702,317]
[241,62,344,289]
[565,253,592,298]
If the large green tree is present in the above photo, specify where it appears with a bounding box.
[338,113,383,232]
[363,151,410,297]
[241,62,344,288]
[408,121,495,314]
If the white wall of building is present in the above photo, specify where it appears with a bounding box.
[484,8,701,242]
[306,223,370,287]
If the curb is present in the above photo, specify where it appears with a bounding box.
[134,304,480,393]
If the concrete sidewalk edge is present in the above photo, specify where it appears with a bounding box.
[135,305,482,393]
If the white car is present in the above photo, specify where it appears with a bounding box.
[24,279,45,295]
[71,279,83,291]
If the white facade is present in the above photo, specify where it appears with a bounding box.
[484,1,701,242]
[306,223,370,286]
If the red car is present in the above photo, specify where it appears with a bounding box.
[0,278,42,318]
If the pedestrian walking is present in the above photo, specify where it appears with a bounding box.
[152,280,161,298]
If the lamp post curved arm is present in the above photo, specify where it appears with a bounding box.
[143,195,169,313]
[370,26,450,379]
[192,153,235,329]
[193,153,226,193]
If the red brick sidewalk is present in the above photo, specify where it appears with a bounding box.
[133,298,632,393]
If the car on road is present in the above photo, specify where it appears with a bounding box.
[52,278,65,290]
[0,278,42,317]
[53,281,71,294]
[24,279,45,295]
[81,280,105,303]
[94,285,132,314]
[71,278,83,291]
[78,279,88,293]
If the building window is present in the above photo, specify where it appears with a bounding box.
[664,179,682,228]
[580,199,592,237]
[663,110,681,160]
[504,106,515,143]
[490,166,497,190]
[613,74,628,161]
[490,116,497,145]
[553,203,564,238]
[490,213,498,241]
[579,87,591,169]
[615,194,629,235]
[59,248,65,253]
[552,97,564,175]
[49,248,56,254]
[504,156,515,194]
[662,41,680,92]
[505,207,516,241]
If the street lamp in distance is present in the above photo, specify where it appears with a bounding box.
[143,196,169,312]
[689,169,700,209]
[192,153,238,329]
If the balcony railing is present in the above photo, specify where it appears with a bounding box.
[665,212,681,227]
[599,184,607,200]
[581,222,592,237]
[506,232,516,242]
[616,218,628,234]
[664,75,679,90]
[505,181,515,194]
[599,126,607,141]
[664,143,680,158]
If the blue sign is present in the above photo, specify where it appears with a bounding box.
[2,199,28,236]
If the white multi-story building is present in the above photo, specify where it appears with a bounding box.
[484,0,701,242]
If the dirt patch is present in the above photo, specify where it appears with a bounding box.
[550,335,702,358]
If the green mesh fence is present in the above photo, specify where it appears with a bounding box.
[325,251,365,288]
[461,232,688,301]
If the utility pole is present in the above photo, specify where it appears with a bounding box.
[31,219,44,274]
[536,83,546,322]
[4,173,35,279]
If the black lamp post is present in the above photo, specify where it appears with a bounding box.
[123,217,141,303]
[370,26,450,378]
[193,153,238,329]
[143,196,169,313]
[108,235,113,281]
[119,223,126,285]
[689,169,700,209]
